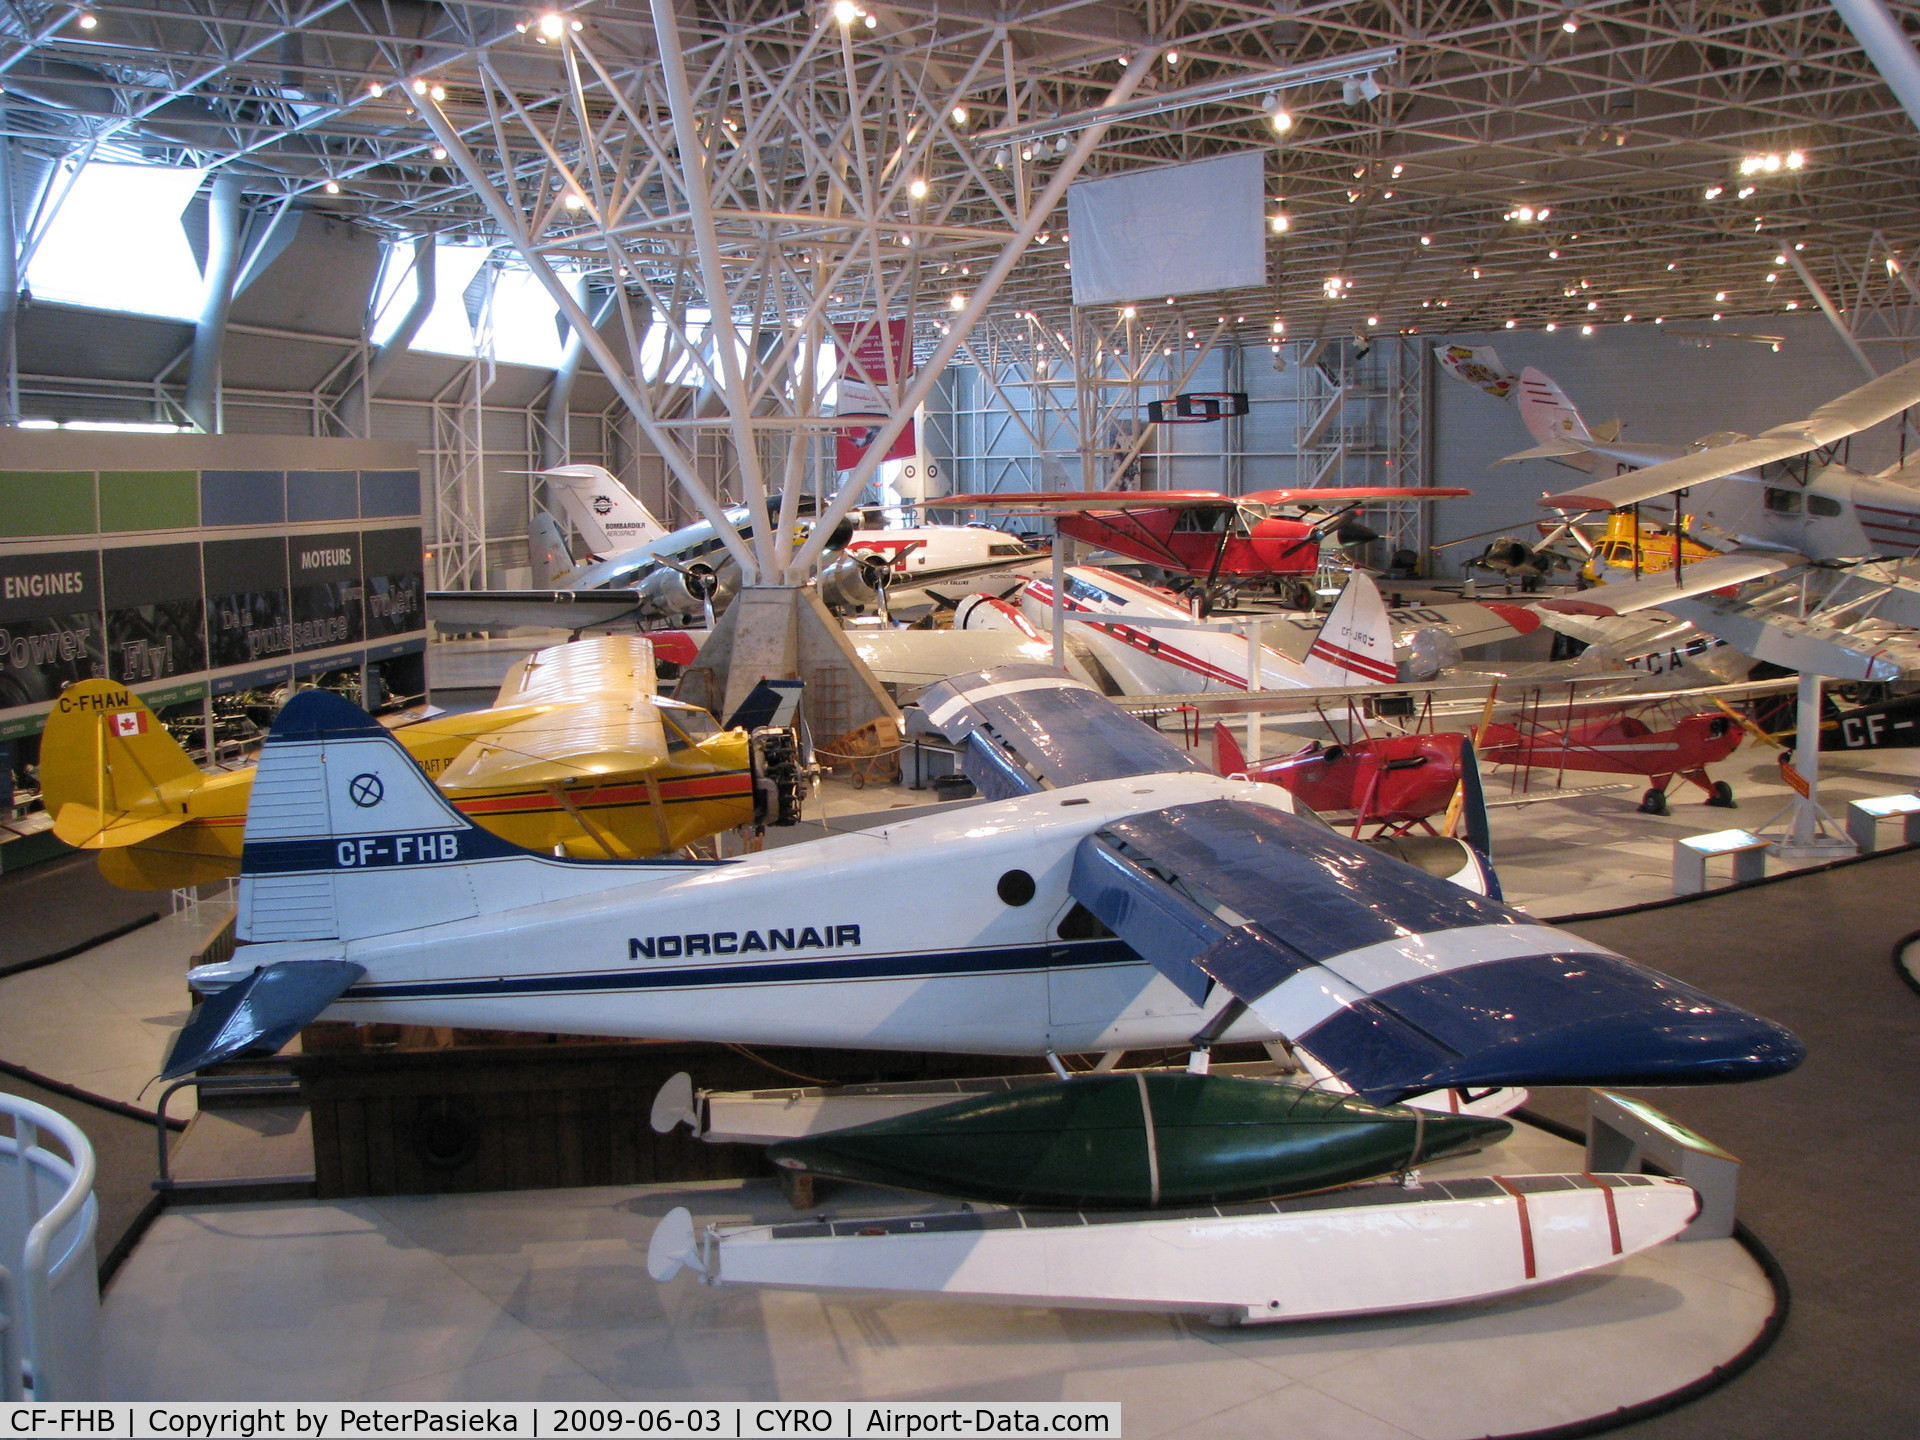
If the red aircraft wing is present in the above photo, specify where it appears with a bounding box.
[1241,487,1472,505]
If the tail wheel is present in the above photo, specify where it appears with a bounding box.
[1637,787,1671,816]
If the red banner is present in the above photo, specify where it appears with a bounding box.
[835,413,916,471]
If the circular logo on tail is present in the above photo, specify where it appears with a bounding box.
[593,495,613,515]
[349,773,385,808]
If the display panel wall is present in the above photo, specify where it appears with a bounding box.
[0,433,424,740]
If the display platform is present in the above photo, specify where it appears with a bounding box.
[99,1118,1778,1434]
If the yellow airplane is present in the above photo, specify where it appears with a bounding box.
[40,635,792,890]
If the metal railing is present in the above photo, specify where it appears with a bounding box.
[153,1073,302,1193]
[0,1096,98,1400]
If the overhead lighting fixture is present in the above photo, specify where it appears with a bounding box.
[1342,73,1383,105]
[1581,323,1594,334]
[1270,212,1291,233]
[1165,50,1180,66]
[324,180,341,195]
[1561,17,1579,32]
[431,146,448,160]
[975,45,1399,148]
[1703,185,1723,199]
[1419,234,1431,246]
[77,12,96,28]
[429,84,446,101]
[831,0,858,23]
[563,191,586,210]
[1268,100,1295,134]
[949,294,966,311]
[365,81,384,97]
[908,178,928,198]
[538,12,565,38]
[1121,305,1136,319]
[411,79,429,95]
[951,106,969,126]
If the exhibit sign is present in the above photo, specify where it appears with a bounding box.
[0,434,425,739]
[832,316,917,470]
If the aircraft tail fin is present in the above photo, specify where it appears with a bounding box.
[529,509,578,587]
[39,679,202,850]
[1211,722,1249,778]
[1515,367,1596,447]
[236,689,553,945]
[1458,739,1499,899]
[542,464,668,557]
[1303,571,1398,686]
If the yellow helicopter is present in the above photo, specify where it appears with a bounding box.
[39,634,798,890]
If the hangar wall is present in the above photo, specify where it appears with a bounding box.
[1425,313,1917,574]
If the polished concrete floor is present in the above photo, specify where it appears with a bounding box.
[97,1124,1772,1437]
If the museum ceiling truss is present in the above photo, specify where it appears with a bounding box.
[0,0,1914,353]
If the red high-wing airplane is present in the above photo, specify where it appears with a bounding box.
[934,488,1470,586]
[1211,723,1467,836]
[1478,709,1744,816]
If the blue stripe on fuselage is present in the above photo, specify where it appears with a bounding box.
[329,938,1142,1002]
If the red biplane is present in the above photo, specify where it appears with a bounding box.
[1211,723,1466,836]
[934,487,1470,601]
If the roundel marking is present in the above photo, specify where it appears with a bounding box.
[349,773,386,808]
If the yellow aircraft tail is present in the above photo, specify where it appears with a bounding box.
[39,680,206,850]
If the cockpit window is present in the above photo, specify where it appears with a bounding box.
[660,707,721,748]
[1764,487,1803,514]
[1807,495,1842,517]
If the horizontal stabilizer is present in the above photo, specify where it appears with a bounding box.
[1663,595,1918,682]
[1493,440,1589,465]
[1536,551,1803,617]
[162,960,365,1078]
[1071,798,1802,1101]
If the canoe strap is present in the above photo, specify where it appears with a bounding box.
[1136,1072,1162,1208]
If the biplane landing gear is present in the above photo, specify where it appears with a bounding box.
[1638,788,1672,816]
[1705,780,1737,809]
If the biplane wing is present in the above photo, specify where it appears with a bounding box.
[1536,551,1804,616]
[1541,356,1920,511]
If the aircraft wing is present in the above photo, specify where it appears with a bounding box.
[435,698,671,790]
[1536,551,1804,617]
[916,666,1803,1101]
[1239,487,1472,505]
[919,490,1238,513]
[1661,594,1920,683]
[1543,355,1920,510]
[848,628,1062,690]
[494,633,659,705]
[428,589,648,632]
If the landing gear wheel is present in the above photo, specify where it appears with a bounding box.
[1706,780,1737,809]
[1638,788,1671,816]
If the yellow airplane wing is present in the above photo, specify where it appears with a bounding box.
[437,697,672,791]
[494,633,658,706]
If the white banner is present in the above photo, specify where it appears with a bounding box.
[1066,152,1266,307]
[0,1402,1122,1439]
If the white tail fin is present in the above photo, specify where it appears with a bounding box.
[542,464,668,557]
[1516,367,1595,447]
[1303,571,1398,686]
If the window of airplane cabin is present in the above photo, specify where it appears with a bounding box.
[26,161,208,321]
[1764,487,1803,514]
[1807,495,1843,517]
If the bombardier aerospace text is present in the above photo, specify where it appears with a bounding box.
[172,670,1803,1105]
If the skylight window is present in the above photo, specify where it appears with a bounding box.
[488,267,571,370]
[26,162,208,321]
[369,239,495,358]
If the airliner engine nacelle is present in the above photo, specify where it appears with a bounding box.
[638,561,732,619]
[816,550,892,616]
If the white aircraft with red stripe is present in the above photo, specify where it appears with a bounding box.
[957,564,1405,694]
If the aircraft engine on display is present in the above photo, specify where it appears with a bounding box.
[815,550,894,616]
[636,559,733,621]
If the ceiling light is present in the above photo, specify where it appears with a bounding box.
[1712,312,1722,320]
[1269,105,1294,134]
[1342,72,1383,105]
[324,180,341,195]
[1165,51,1180,66]
[1270,213,1291,233]
[1786,301,1799,310]
[538,12,565,37]
[412,79,429,95]
[832,0,859,22]
[1545,322,1557,332]
[949,294,965,311]
[1562,18,1578,32]
[1419,235,1431,246]
[1548,249,1559,258]
[564,192,585,210]
[1505,319,1516,328]
[431,146,448,160]
[365,81,384,97]
[77,12,96,28]
[1581,324,1593,334]
[1714,291,1726,301]
[1366,315,1378,327]
[1766,272,1777,283]
[429,85,446,101]
[951,106,969,126]
[1020,145,1034,161]
[1703,186,1722,199]
[1785,151,1805,169]
[908,178,928,198]
[863,13,876,27]
[1392,164,1404,177]
[1737,186,1755,199]
[1537,207,1551,220]
[1586,300,1597,310]
[1121,305,1137,319]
